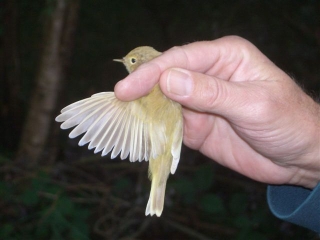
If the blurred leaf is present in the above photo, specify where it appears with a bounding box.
[52,221,64,240]
[200,193,225,214]
[112,177,133,195]
[229,193,248,214]
[69,228,89,240]
[0,224,14,239]
[56,196,75,216]
[0,154,10,164]
[193,165,214,192]
[46,185,62,195]
[172,177,196,205]
[250,207,273,231]
[33,192,88,239]
[233,215,251,228]
[21,188,39,206]
[52,211,69,233]
[20,172,52,206]
[35,223,49,238]
[31,175,46,191]
[69,208,90,239]
[37,171,50,181]
[74,208,90,221]
[0,181,12,201]
[236,228,268,240]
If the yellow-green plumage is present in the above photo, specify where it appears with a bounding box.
[116,47,182,216]
[138,85,182,216]
[56,46,183,217]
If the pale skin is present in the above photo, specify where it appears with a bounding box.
[115,36,320,189]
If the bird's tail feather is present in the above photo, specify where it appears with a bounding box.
[145,173,167,217]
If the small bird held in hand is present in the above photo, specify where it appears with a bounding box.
[55,46,183,217]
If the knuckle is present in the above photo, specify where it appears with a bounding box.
[196,78,222,111]
[166,46,190,68]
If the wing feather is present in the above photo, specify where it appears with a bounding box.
[120,113,132,160]
[68,103,111,138]
[130,117,137,161]
[110,109,128,159]
[60,100,105,130]
[78,106,113,146]
[95,105,125,154]
[143,123,150,161]
[55,92,151,162]
[170,116,183,174]
[89,105,119,151]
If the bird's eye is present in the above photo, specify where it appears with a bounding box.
[130,57,137,64]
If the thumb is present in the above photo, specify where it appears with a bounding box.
[159,68,260,121]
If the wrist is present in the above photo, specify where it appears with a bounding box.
[291,101,320,189]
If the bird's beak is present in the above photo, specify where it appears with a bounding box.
[113,58,124,63]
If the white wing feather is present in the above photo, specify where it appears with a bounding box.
[55,92,151,162]
[170,114,183,174]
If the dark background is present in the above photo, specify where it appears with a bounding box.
[0,0,319,239]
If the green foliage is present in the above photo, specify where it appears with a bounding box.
[176,165,316,239]
[36,196,89,240]
[193,165,214,192]
[236,229,268,240]
[172,177,196,205]
[112,176,133,195]
[0,171,90,240]
[171,164,216,207]
[200,193,225,214]
[229,193,248,214]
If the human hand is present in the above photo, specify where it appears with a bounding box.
[115,36,320,189]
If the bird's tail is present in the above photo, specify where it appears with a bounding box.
[145,155,171,217]
[145,174,167,217]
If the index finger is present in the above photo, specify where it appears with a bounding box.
[114,36,248,101]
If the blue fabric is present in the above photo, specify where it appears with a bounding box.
[267,182,320,233]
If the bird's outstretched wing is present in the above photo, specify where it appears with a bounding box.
[55,92,152,162]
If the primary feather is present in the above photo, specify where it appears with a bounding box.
[56,46,183,217]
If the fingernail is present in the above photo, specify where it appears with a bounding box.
[167,69,193,96]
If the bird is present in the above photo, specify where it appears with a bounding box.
[55,46,183,217]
